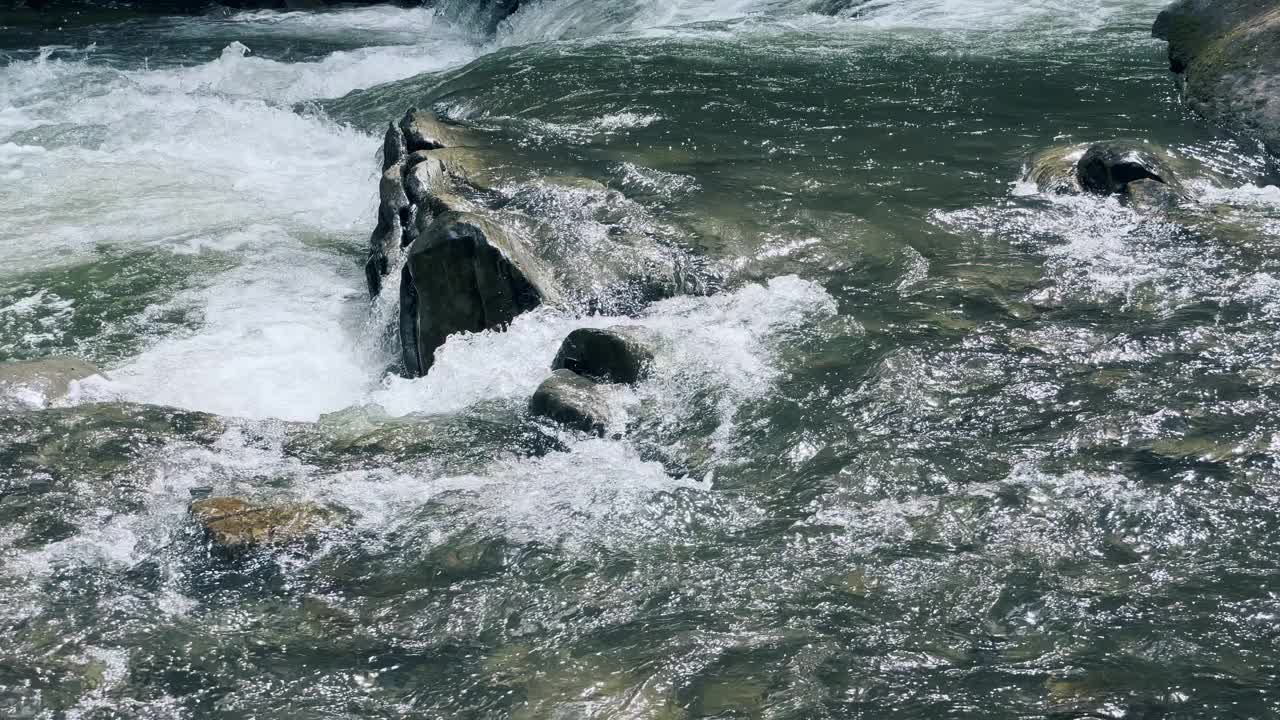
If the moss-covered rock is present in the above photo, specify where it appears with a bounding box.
[1154,0,1280,158]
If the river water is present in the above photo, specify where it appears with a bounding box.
[2,0,1279,717]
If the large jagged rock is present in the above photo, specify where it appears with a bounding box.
[1025,141,1186,204]
[190,497,344,552]
[551,326,655,385]
[365,112,489,299]
[528,369,613,436]
[382,121,407,172]
[402,211,557,376]
[364,162,408,298]
[1153,0,1280,157]
[364,110,703,378]
[0,356,102,409]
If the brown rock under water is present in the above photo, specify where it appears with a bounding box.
[190,497,343,551]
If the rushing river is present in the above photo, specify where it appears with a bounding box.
[2,0,1279,717]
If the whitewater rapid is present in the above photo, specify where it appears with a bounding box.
[0,0,1171,422]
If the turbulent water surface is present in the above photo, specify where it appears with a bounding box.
[2,0,1280,717]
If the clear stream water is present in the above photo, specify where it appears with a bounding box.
[2,0,1279,717]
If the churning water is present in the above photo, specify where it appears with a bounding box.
[1,0,1279,717]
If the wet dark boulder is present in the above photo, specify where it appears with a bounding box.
[363,109,703,379]
[551,326,655,385]
[1025,141,1186,205]
[402,211,557,376]
[364,161,409,297]
[381,121,406,172]
[1153,0,1280,158]
[528,369,613,436]
[1076,144,1170,195]
[365,111,488,299]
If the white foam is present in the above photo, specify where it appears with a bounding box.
[91,228,373,422]
[492,0,785,45]
[849,0,1167,31]
[0,41,414,420]
[132,34,477,106]
[223,5,450,42]
[1198,182,1280,210]
[373,276,835,425]
[935,191,1227,313]
[304,438,736,552]
[0,55,377,272]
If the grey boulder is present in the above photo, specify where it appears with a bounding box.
[528,369,613,436]
[365,161,410,297]
[382,121,406,172]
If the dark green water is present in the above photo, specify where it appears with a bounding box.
[2,1,1279,717]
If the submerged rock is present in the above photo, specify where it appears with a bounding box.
[551,326,656,385]
[190,497,344,552]
[1124,177,1182,211]
[403,212,557,376]
[1153,0,1280,158]
[1025,141,1185,204]
[0,356,102,409]
[528,369,613,436]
